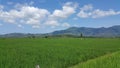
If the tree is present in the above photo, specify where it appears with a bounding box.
[45,36,48,38]
[31,35,35,38]
[80,33,83,38]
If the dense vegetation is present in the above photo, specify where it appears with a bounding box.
[0,38,120,68]
[71,51,120,68]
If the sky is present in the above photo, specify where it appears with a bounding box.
[0,0,120,34]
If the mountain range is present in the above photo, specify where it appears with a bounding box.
[51,25,120,37]
[0,25,120,38]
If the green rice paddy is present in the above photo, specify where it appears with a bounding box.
[0,38,120,68]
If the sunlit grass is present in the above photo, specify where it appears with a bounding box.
[0,38,120,68]
[71,51,120,68]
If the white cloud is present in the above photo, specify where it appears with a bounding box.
[80,4,93,11]
[45,20,60,28]
[14,1,34,9]
[92,9,120,18]
[77,4,120,18]
[62,23,70,27]
[0,5,50,27]
[44,2,77,28]
[77,4,93,18]
[32,25,40,29]
[51,2,78,19]
[0,2,77,28]
[77,11,91,18]
[20,6,50,25]
[18,24,24,28]
[44,21,70,28]
[1,2,120,29]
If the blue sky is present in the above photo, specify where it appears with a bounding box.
[0,0,120,34]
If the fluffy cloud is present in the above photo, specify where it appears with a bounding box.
[1,2,120,29]
[45,20,70,28]
[32,25,40,28]
[80,4,93,11]
[50,2,78,19]
[17,24,24,28]
[45,20,60,28]
[77,11,90,18]
[44,2,77,28]
[77,4,120,18]
[0,2,77,28]
[62,23,70,27]
[0,5,50,27]
[92,9,120,18]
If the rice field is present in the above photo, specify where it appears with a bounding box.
[0,38,120,68]
[71,51,120,68]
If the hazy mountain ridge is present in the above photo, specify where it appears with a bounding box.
[0,25,120,38]
[51,25,120,37]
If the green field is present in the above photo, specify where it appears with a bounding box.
[71,51,120,68]
[0,38,120,68]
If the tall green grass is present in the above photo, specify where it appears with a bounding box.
[0,38,120,68]
[71,51,120,68]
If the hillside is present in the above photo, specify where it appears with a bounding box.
[51,25,120,37]
[0,25,120,38]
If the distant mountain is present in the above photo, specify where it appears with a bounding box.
[0,33,27,38]
[51,25,120,37]
[0,33,43,38]
[0,25,120,38]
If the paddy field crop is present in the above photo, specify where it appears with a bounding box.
[0,38,120,68]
